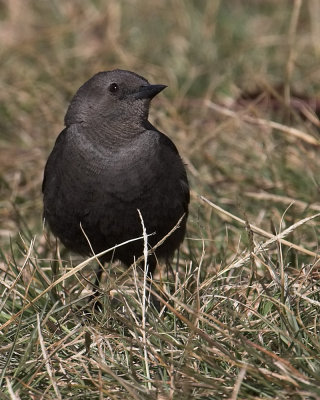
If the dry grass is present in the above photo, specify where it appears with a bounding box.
[1,1,320,399]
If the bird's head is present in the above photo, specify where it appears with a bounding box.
[64,69,166,133]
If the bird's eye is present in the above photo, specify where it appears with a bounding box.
[109,83,119,93]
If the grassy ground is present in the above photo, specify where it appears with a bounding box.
[1,1,320,399]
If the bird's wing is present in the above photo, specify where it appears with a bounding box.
[157,129,190,211]
[42,128,68,193]
[143,120,189,206]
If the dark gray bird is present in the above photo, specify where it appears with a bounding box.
[42,69,189,289]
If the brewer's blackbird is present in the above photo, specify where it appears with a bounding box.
[42,69,189,288]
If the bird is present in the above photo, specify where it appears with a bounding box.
[42,69,189,301]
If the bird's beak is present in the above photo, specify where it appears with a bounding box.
[134,84,167,100]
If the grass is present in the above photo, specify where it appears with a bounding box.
[1,0,320,398]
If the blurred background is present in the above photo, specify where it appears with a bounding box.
[1,0,319,257]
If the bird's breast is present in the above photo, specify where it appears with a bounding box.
[67,133,165,203]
